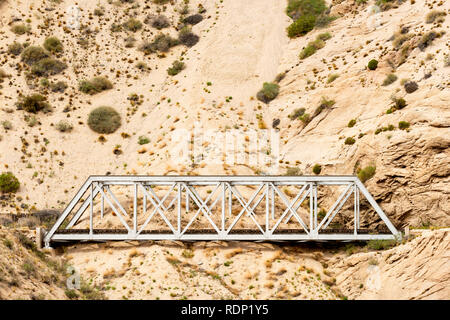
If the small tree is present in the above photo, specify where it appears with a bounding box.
[0,172,20,193]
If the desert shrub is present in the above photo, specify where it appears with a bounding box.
[79,77,113,95]
[425,10,446,24]
[138,136,150,145]
[357,166,376,183]
[285,167,302,176]
[256,82,279,103]
[344,137,355,145]
[404,81,418,93]
[299,113,310,125]
[289,107,306,120]
[153,0,169,4]
[300,39,324,59]
[136,61,149,71]
[16,94,50,113]
[123,18,142,32]
[183,14,203,25]
[21,46,49,65]
[418,31,438,51]
[43,36,63,53]
[140,34,179,54]
[312,164,322,175]
[2,120,12,130]
[392,33,411,48]
[88,106,121,134]
[150,15,170,29]
[313,97,335,117]
[317,32,332,41]
[327,73,339,83]
[272,118,281,128]
[398,121,410,130]
[178,27,199,47]
[31,58,67,76]
[287,14,316,38]
[367,239,396,250]
[8,42,23,56]
[124,36,136,48]
[65,290,79,299]
[11,24,30,35]
[0,172,20,193]
[110,23,123,32]
[382,73,397,86]
[94,8,105,16]
[56,120,73,132]
[50,81,68,93]
[286,0,327,19]
[347,119,356,127]
[367,59,378,70]
[392,97,407,109]
[315,14,337,28]
[167,60,185,76]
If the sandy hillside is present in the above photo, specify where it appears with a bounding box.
[0,0,449,300]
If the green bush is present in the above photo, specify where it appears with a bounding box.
[418,31,438,51]
[367,239,397,250]
[139,34,179,54]
[123,18,143,32]
[382,73,397,86]
[357,166,376,183]
[347,119,356,127]
[8,42,23,56]
[286,0,327,19]
[88,106,121,134]
[425,10,446,24]
[393,97,407,109]
[315,14,337,28]
[404,81,418,93]
[43,37,63,53]
[312,164,322,175]
[16,94,50,113]
[299,39,324,59]
[31,58,67,76]
[287,14,316,38]
[79,77,113,95]
[56,120,73,132]
[288,108,306,120]
[178,27,199,47]
[149,15,170,29]
[398,121,410,130]
[50,81,68,93]
[11,24,30,35]
[167,60,185,76]
[344,137,355,145]
[256,82,280,103]
[285,167,302,176]
[21,46,49,66]
[0,172,20,193]
[184,14,203,25]
[367,59,378,70]
[138,136,150,145]
[327,73,339,83]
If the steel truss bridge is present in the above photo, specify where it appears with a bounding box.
[43,176,401,248]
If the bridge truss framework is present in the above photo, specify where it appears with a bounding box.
[43,176,401,247]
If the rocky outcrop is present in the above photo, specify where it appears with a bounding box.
[330,229,450,299]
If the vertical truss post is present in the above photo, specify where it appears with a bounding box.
[100,184,104,219]
[271,184,275,220]
[313,183,318,231]
[221,182,225,232]
[178,183,181,236]
[133,183,138,235]
[354,183,357,235]
[356,184,360,229]
[143,186,147,216]
[265,182,269,235]
[228,184,232,218]
[186,185,189,212]
[89,182,93,236]
[309,183,313,234]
